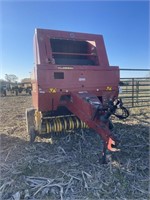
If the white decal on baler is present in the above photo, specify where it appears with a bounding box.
[39,88,45,93]
[79,78,86,81]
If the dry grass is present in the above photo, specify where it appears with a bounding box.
[0,93,149,200]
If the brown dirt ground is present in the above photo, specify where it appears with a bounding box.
[0,93,149,200]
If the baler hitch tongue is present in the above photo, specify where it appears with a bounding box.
[65,93,128,163]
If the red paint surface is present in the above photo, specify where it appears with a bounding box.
[31,29,119,112]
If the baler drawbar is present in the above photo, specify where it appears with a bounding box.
[26,28,129,163]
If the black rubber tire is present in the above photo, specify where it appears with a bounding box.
[25,108,36,143]
[29,127,37,143]
[28,90,31,95]
[15,90,18,96]
[3,90,6,96]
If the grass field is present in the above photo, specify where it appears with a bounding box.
[0,93,149,200]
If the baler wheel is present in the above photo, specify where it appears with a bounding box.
[15,89,18,96]
[26,108,36,143]
[29,127,37,143]
[3,90,6,96]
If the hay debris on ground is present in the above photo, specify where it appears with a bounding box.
[0,94,149,199]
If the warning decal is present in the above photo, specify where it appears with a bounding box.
[49,88,57,93]
[106,86,112,91]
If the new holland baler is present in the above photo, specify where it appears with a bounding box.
[26,28,129,163]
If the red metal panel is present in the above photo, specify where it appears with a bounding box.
[32,29,120,112]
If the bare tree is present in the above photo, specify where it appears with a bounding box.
[5,74,18,83]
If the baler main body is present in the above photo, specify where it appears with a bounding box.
[32,29,119,112]
[27,28,128,157]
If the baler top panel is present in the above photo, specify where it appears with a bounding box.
[34,28,109,68]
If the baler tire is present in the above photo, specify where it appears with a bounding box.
[3,90,6,96]
[29,127,37,143]
[15,90,18,96]
[29,90,31,95]
[26,108,36,142]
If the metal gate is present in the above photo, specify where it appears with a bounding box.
[119,77,150,108]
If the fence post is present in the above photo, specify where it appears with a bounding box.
[132,78,134,107]
[136,81,139,103]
